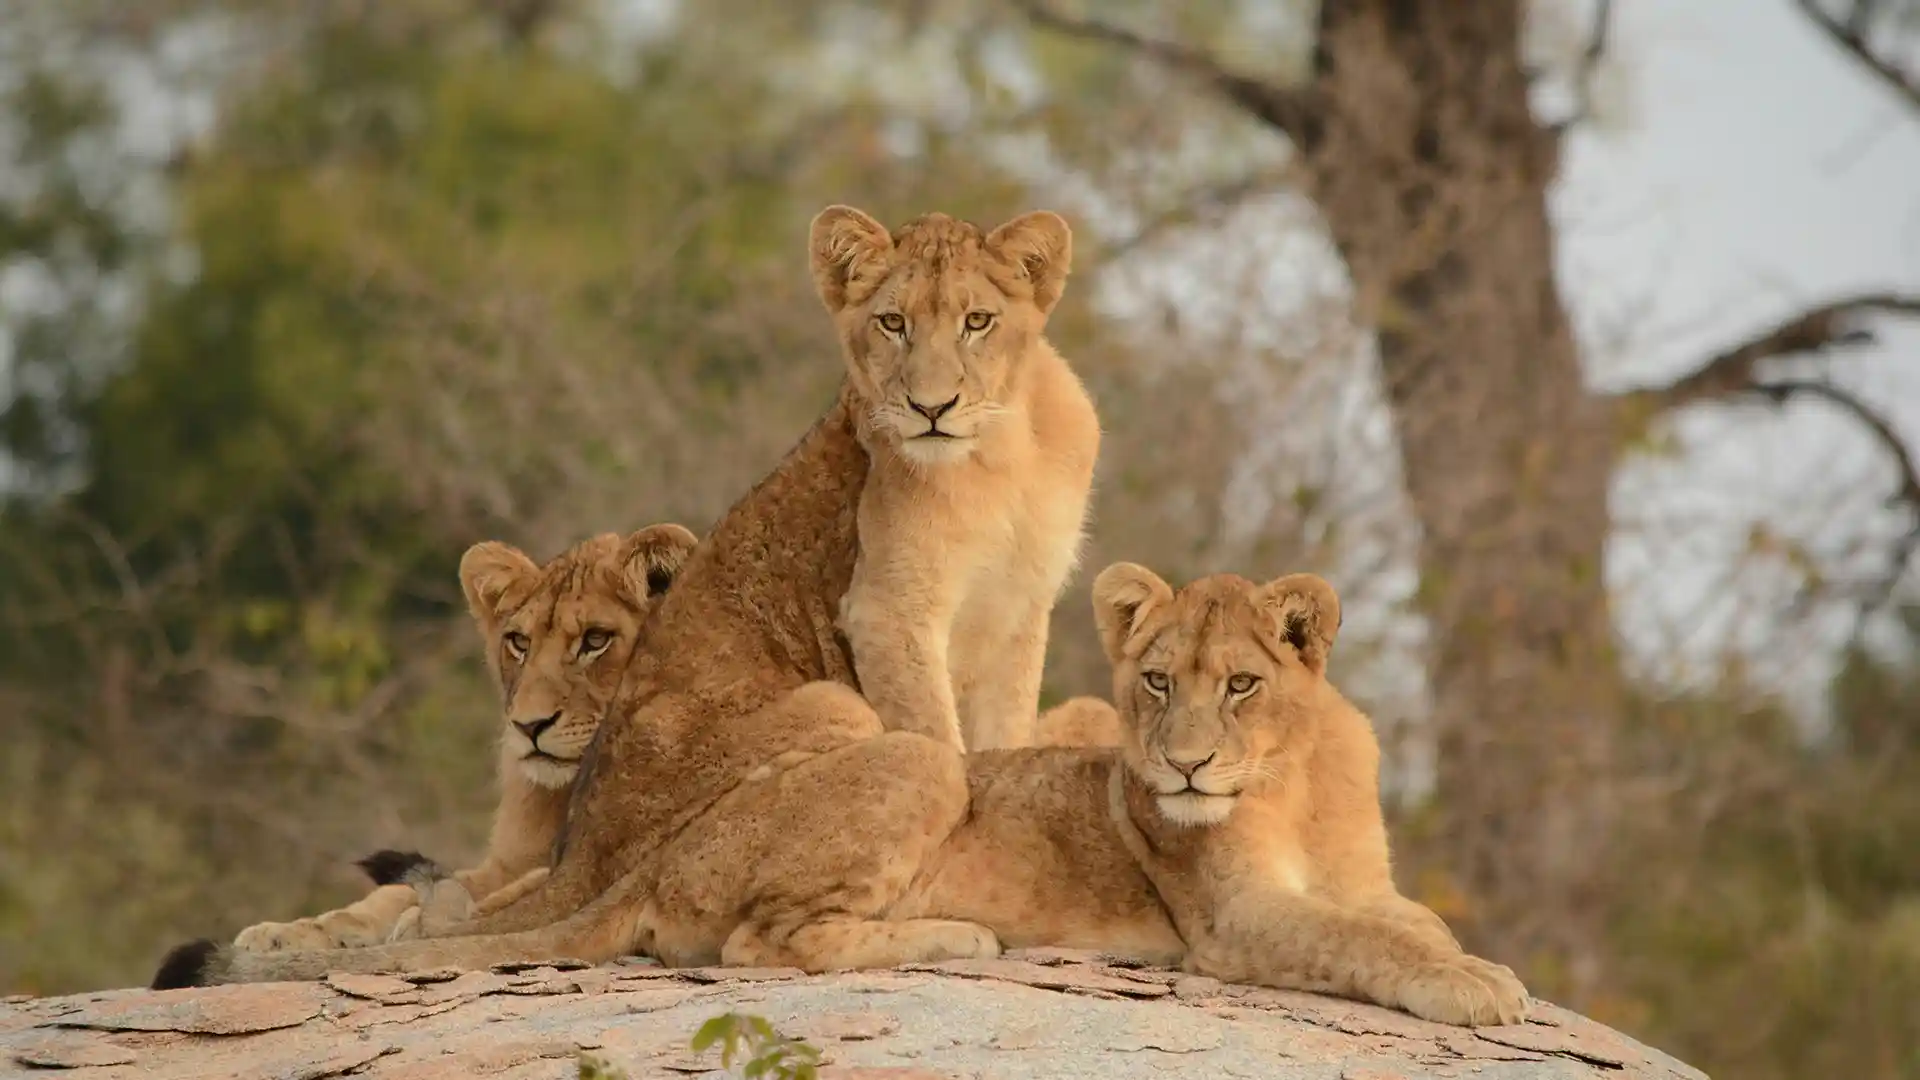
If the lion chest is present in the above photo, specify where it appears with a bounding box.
[943,466,1084,641]
[855,441,1088,611]
[958,499,1078,617]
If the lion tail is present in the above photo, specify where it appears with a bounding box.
[151,869,650,989]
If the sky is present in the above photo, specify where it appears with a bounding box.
[1553,0,1920,714]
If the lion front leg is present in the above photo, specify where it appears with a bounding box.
[232,884,419,953]
[952,598,1051,750]
[1353,891,1463,953]
[1194,888,1528,1027]
[840,561,965,751]
[475,867,550,917]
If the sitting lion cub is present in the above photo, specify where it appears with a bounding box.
[231,525,698,953]
[1091,563,1530,1026]
[811,206,1100,751]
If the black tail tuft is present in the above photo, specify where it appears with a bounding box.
[150,939,219,990]
[355,849,442,886]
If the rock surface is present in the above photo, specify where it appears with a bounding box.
[0,949,1707,1079]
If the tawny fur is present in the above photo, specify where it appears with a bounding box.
[1088,563,1531,1027]
[887,746,1186,966]
[815,206,1100,752]
[227,526,697,954]
[1029,695,1124,747]
[229,528,1118,955]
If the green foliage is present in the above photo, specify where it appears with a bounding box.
[1602,615,1920,1080]
[0,66,156,494]
[690,1012,823,1080]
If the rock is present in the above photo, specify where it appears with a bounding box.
[49,982,329,1035]
[325,973,422,1003]
[11,1032,141,1068]
[0,953,1708,1079]
[795,1010,901,1042]
[902,957,1175,998]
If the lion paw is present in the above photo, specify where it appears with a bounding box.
[385,906,423,943]
[1451,953,1529,1017]
[234,917,382,952]
[1395,956,1530,1027]
[233,920,329,953]
[933,914,998,957]
[921,920,1002,963]
[411,879,477,937]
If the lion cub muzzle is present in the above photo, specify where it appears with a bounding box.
[509,712,560,754]
[508,710,585,789]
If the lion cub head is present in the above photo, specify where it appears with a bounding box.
[460,525,699,788]
[1091,562,1342,828]
[806,204,1072,465]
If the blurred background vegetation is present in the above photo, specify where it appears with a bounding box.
[1,2,1916,1077]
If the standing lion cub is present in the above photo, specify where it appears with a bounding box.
[811,206,1099,751]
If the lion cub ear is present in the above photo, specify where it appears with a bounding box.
[1091,562,1175,664]
[809,205,894,314]
[985,210,1072,316]
[619,523,699,602]
[459,541,538,622]
[1256,574,1341,675]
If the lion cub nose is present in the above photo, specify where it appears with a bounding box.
[907,395,960,422]
[513,714,559,743]
[1167,751,1215,779]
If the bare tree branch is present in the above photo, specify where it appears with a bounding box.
[1759,380,1920,515]
[1549,0,1615,133]
[1759,379,1920,615]
[1793,0,1920,115]
[1617,294,1920,415]
[1098,166,1298,260]
[1009,0,1324,148]
[1617,293,1920,617]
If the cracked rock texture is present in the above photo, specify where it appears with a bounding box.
[0,949,1707,1079]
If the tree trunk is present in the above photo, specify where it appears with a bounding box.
[1298,1,1621,988]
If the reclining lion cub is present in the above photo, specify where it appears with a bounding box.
[1087,564,1528,1026]
[884,564,1526,1026]
[230,525,698,953]
[154,206,1092,988]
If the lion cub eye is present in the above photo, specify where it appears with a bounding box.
[1141,671,1170,696]
[876,312,907,335]
[503,632,531,660]
[579,628,614,655]
[963,310,995,333]
[1227,673,1260,697]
